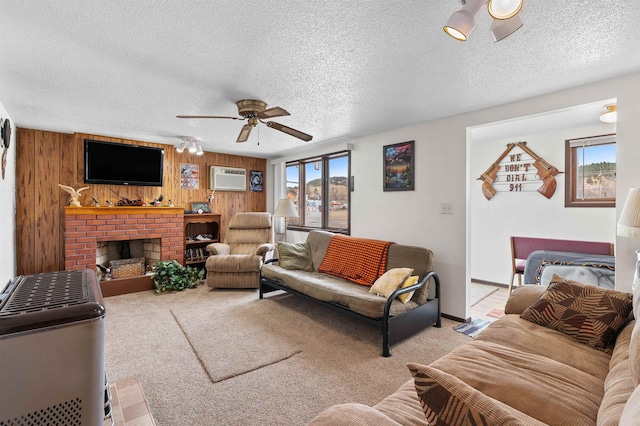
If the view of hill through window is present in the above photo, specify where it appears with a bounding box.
[286,154,349,231]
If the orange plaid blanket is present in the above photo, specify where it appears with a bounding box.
[318,234,393,286]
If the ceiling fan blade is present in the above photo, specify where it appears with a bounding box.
[258,106,290,119]
[176,115,242,120]
[236,125,252,143]
[265,121,313,142]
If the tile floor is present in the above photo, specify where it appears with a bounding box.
[469,283,510,322]
[106,377,155,426]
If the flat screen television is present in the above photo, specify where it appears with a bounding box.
[84,139,164,186]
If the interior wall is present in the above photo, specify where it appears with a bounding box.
[273,72,640,319]
[0,100,16,291]
[470,122,617,285]
[15,128,267,275]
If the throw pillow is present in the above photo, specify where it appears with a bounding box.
[369,268,413,298]
[408,363,540,425]
[276,242,314,272]
[520,274,633,354]
[397,275,419,303]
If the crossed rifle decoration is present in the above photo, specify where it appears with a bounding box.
[478,141,563,200]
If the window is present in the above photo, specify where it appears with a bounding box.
[565,134,616,207]
[285,151,350,234]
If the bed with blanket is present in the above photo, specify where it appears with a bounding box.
[523,250,615,289]
[259,230,441,357]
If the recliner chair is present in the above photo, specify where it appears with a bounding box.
[205,212,275,289]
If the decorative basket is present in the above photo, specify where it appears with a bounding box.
[109,258,145,279]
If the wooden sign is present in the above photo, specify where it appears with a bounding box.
[478,142,562,200]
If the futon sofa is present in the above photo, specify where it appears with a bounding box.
[310,277,639,426]
[260,230,441,357]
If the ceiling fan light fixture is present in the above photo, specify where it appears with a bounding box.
[175,141,186,153]
[195,143,204,156]
[490,14,523,41]
[487,0,523,20]
[600,104,617,123]
[237,125,252,143]
[177,99,313,143]
[187,140,197,153]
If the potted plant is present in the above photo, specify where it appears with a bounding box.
[152,260,204,294]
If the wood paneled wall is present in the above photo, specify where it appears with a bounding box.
[16,128,267,275]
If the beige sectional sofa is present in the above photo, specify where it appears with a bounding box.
[310,281,640,426]
[260,230,441,357]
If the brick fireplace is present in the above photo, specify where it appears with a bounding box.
[64,206,184,295]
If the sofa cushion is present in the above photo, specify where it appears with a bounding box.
[597,320,635,426]
[373,379,429,426]
[397,276,419,304]
[306,230,334,271]
[206,254,261,272]
[261,264,418,318]
[387,244,434,305]
[520,275,633,353]
[475,315,611,380]
[276,241,313,272]
[408,362,546,426]
[421,338,606,425]
[370,268,413,298]
[309,403,403,426]
[318,234,393,286]
[504,285,546,314]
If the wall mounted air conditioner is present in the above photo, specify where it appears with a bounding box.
[209,166,247,192]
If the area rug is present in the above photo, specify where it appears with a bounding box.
[170,305,302,383]
[453,318,491,338]
[470,282,499,306]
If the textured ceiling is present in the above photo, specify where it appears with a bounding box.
[1,1,639,158]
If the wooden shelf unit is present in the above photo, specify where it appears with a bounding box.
[184,213,221,266]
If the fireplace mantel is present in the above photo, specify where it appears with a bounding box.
[64,206,184,215]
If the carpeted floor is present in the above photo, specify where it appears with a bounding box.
[104,284,470,425]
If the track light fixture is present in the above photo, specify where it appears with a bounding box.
[444,0,524,42]
[487,0,523,20]
[177,136,204,155]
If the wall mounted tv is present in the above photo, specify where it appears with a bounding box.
[84,139,164,186]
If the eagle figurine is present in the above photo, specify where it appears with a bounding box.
[58,184,89,207]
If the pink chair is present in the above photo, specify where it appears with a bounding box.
[509,236,614,294]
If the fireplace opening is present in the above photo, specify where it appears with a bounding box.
[96,238,160,281]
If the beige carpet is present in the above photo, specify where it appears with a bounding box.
[104,285,470,425]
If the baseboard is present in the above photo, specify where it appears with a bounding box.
[471,278,508,288]
[442,313,466,323]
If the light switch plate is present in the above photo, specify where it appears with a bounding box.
[440,203,453,214]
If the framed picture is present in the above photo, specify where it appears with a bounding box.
[250,170,263,192]
[190,202,211,214]
[180,163,199,190]
[383,141,415,191]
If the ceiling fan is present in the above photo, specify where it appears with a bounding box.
[177,99,313,143]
